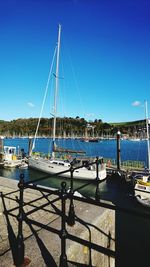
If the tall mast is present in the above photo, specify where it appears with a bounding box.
[145,100,150,170]
[52,24,61,159]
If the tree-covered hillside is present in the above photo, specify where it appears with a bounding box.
[0,117,146,138]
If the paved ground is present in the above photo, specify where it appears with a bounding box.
[0,177,113,267]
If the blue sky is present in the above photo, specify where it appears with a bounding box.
[0,0,150,123]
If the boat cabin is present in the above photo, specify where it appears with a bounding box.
[50,160,71,167]
[4,146,17,160]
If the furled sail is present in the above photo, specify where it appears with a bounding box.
[53,143,85,155]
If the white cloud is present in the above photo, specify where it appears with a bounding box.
[27,102,35,108]
[132,101,141,107]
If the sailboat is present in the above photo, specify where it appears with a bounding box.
[28,25,107,181]
[132,101,150,207]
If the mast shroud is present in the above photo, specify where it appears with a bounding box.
[145,100,150,170]
[52,24,61,159]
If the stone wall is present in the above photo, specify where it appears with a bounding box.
[67,209,115,267]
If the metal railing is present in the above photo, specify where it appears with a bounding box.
[1,158,150,267]
[104,158,145,170]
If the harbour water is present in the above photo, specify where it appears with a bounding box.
[1,137,148,163]
[0,137,147,200]
[1,138,150,267]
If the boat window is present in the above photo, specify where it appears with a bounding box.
[59,163,65,166]
[83,160,89,166]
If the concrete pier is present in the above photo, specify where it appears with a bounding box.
[0,177,115,267]
[1,175,150,267]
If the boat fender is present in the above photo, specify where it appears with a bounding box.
[107,160,111,167]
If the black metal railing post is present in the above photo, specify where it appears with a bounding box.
[95,157,100,201]
[16,173,25,267]
[67,165,75,226]
[59,182,68,267]
[117,130,121,170]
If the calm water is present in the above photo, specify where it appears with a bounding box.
[1,137,150,265]
[0,137,147,198]
[1,137,148,162]
[0,138,147,194]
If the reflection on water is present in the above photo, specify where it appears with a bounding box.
[1,162,150,232]
[0,166,126,203]
[0,167,28,181]
[0,137,138,202]
[0,137,148,200]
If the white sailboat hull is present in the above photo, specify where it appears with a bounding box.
[29,157,107,180]
[132,101,150,207]
[134,182,150,198]
[29,26,107,182]
[134,177,150,207]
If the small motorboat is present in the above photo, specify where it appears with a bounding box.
[18,162,28,169]
[133,173,150,207]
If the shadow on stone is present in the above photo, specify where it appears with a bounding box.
[25,217,57,267]
[1,192,18,265]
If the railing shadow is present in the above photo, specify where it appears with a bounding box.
[75,215,115,267]
[2,158,150,267]
[0,191,18,264]
[25,217,57,267]
[67,260,95,267]
[0,175,116,267]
